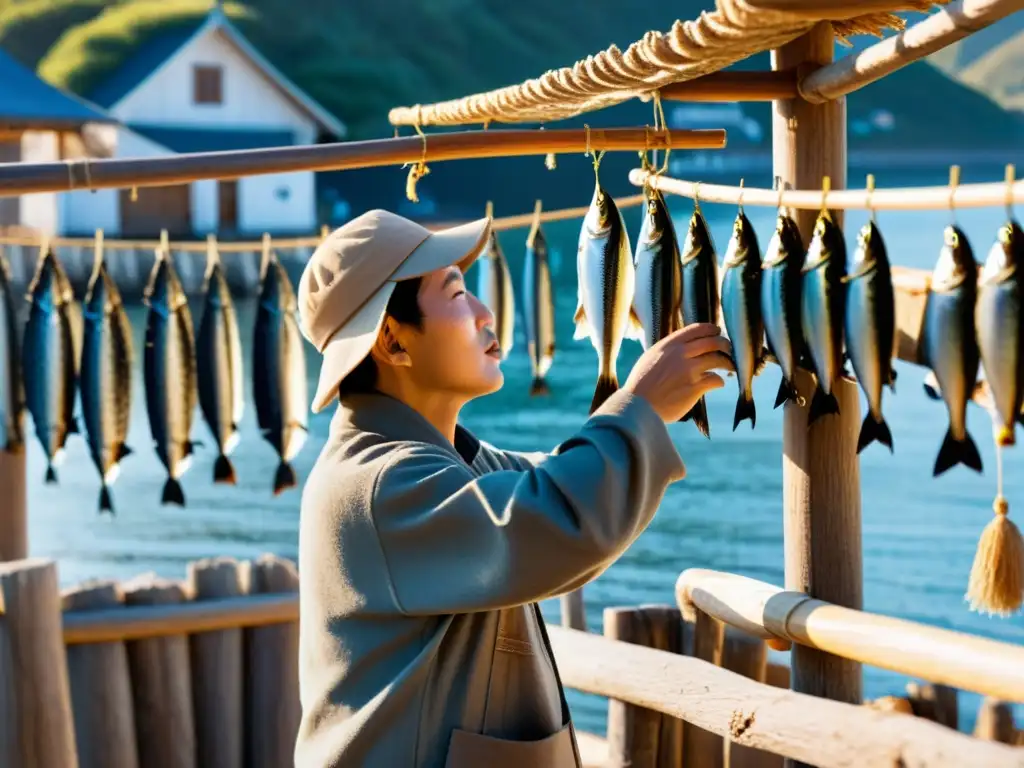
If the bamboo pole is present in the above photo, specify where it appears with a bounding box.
[772,26,862,768]
[677,569,1024,704]
[799,0,1024,103]
[659,71,799,102]
[629,168,1024,210]
[0,128,724,197]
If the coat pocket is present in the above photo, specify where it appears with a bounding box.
[444,724,577,768]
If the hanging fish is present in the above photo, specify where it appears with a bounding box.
[721,210,766,430]
[0,250,23,454]
[143,249,198,506]
[632,185,683,351]
[800,209,847,425]
[844,220,896,453]
[920,225,983,476]
[679,206,720,438]
[762,214,807,409]
[22,248,79,483]
[976,219,1024,447]
[476,229,514,360]
[197,243,244,484]
[80,252,134,514]
[574,180,641,414]
[253,251,308,495]
[523,218,556,395]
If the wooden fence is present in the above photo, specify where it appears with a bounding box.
[0,554,1021,768]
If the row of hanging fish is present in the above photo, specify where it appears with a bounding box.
[0,240,308,514]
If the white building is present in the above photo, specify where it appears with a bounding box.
[59,5,346,238]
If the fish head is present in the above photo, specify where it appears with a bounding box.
[932,225,976,292]
[681,209,713,265]
[847,220,888,279]
[723,211,756,268]
[802,211,843,272]
[981,220,1023,283]
[28,252,57,299]
[83,267,109,315]
[584,183,616,239]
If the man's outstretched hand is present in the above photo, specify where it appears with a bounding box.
[622,323,735,423]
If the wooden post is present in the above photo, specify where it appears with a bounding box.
[122,575,197,768]
[244,554,301,768]
[0,447,27,562]
[721,628,782,768]
[772,23,863,768]
[974,699,1017,744]
[0,559,78,767]
[62,581,138,768]
[684,606,725,768]
[905,682,958,730]
[187,558,244,768]
[561,589,586,631]
[604,607,661,768]
[638,605,684,768]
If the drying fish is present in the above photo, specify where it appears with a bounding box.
[80,253,134,514]
[800,210,847,425]
[761,214,807,409]
[843,220,896,453]
[679,206,720,438]
[0,250,23,454]
[197,245,244,484]
[476,229,515,360]
[976,219,1024,447]
[632,186,683,351]
[720,210,765,430]
[253,251,308,495]
[22,248,79,483]
[523,219,556,395]
[144,249,198,506]
[574,180,641,413]
[920,225,983,476]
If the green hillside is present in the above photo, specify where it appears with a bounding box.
[959,30,1024,111]
[0,0,1019,146]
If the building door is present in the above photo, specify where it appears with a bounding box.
[219,180,238,233]
[0,138,19,228]
[119,184,191,238]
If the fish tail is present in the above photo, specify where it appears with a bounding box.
[732,393,756,431]
[807,388,840,425]
[681,397,710,439]
[99,485,114,515]
[45,464,58,484]
[213,454,237,485]
[933,429,983,477]
[774,378,798,410]
[161,477,186,507]
[274,461,298,496]
[529,376,551,397]
[857,414,894,455]
[590,373,618,415]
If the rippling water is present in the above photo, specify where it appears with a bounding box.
[25,167,1024,736]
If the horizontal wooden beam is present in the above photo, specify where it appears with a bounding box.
[0,127,726,198]
[799,0,1024,103]
[547,626,1024,768]
[741,0,931,18]
[676,569,1024,704]
[659,70,799,102]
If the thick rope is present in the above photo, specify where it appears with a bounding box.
[388,0,946,128]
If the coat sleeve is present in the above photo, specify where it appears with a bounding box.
[370,390,686,615]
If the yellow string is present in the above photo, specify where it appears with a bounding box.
[405,115,431,203]
[821,175,831,220]
[737,178,745,215]
[866,173,876,224]
[948,164,960,226]
[541,125,556,170]
[1006,163,1016,221]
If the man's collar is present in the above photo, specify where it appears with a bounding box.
[334,391,481,464]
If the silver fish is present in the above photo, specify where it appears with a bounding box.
[800,210,847,425]
[23,248,79,483]
[976,219,1024,447]
[720,211,766,431]
[253,252,308,495]
[844,220,895,454]
[0,249,24,454]
[80,253,134,514]
[632,186,683,351]
[761,214,807,409]
[197,245,244,484]
[523,219,555,395]
[574,181,641,414]
[679,207,720,438]
[143,249,198,506]
[920,225,982,476]
[476,229,515,360]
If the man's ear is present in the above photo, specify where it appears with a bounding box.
[369,318,412,368]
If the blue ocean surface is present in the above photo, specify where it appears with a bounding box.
[25,167,1024,736]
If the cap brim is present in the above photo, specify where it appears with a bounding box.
[310,282,396,414]
[392,217,491,280]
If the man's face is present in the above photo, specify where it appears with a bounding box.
[390,265,504,398]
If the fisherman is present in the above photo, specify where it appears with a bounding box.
[294,209,734,768]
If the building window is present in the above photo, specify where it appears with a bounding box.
[193,65,223,105]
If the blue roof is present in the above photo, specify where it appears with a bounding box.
[0,46,114,129]
[126,124,295,153]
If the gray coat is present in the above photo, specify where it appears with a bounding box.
[295,389,686,767]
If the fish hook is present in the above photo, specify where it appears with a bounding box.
[737,178,745,215]
[948,164,960,226]
[1005,163,1016,222]
[866,173,876,225]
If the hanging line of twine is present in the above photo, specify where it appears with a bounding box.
[405,106,431,203]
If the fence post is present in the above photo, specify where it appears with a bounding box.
[721,627,781,768]
[604,607,661,768]
[905,682,958,730]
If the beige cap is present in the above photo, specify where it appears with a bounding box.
[298,209,491,414]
